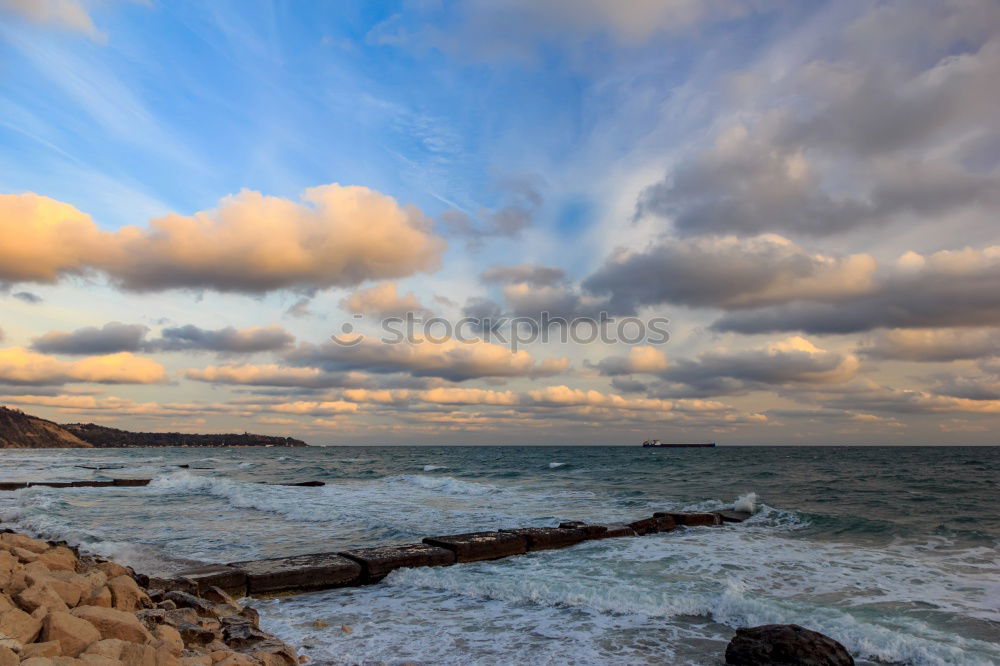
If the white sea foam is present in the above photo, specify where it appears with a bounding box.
[422,464,447,472]
[733,492,757,513]
[548,462,567,468]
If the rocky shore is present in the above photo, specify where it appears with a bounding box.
[0,530,304,666]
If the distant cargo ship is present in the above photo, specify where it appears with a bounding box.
[641,440,716,448]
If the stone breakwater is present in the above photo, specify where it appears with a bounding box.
[160,510,753,598]
[0,530,304,666]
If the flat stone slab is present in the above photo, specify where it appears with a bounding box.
[229,553,361,594]
[0,479,151,490]
[172,564,247,597]
[628,515,677,535]
[423,531,527,562]
[558,521,610,539]
[501,527,587,551]
[590,523,637,539]
[654,511,722,527]
[339,543,455,581]
[715,510,753,523]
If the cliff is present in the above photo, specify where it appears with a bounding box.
[0,406,92,448]
[62,422,308,448]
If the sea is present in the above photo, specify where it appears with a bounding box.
[0,445,997,666]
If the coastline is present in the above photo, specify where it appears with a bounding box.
[0,529,305,666]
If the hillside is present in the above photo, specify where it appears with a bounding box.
[62,422,308,448]
[0,406,93,448]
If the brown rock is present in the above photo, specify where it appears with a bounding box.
[154,625,183,655]
[0,646,17,666]
[108,577,149,612]
[136,609,166,630]
[213,655,257,666]
[181,654,212,666]
[589,523,637,539]
[92,563,131,581]
[43,611,102,657]
[715,510,753,523]
[119,642,156,666]
[627,515,677,535]
[35,572,89,608]
[196,588,237,609]
[36,548,77,573]
[70,606,152,644]
[0,534,48,554]
[83,639,128,661]
[78,655,122,666]
[422,531,528,563]
[83,587,113,609]
[11,547,40,564]
[21,641,62,659]
[18,582,71,614]
[338,543,455,581]
[18,658,57,666]
[0,606,43,643]
[154,646,180,666]
[236,608,258,628]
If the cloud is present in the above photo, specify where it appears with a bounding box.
[0,0,105,42]
[12,292,43,304]
[185,364,370,390]
[584,234,875,311]
[340,282,428,317]
[370,0,758,62]
[33,322,149,355]
[0,347,166,385]
[151,325,295,353]
[634,4,1000,236]
[0,187,445,293]
[655,337,859,396]
[285,297,313,318]
[592,346,668,375]
[32,322,295,355]
[285,336,569,382]
[860,328,1000,362]
[440,175,543,246]
[480,264,566,288]
[714,246,1000,333]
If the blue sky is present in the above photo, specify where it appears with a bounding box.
[1,0,999,444]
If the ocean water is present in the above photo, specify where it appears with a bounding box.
[0,445,997,666]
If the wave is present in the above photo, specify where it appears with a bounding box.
[422,464,447,472]
[548,462,567,469]
[390,474,499,496]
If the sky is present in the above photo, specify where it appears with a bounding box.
[1,0,998,445]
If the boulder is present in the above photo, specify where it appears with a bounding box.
[35,572,90,607]
[79,655,122,666]
[725,624,854,666]
[228,554,361,595]
[0,534,48,554]
[17,582,71,614]
[108,576,149,612]
[0,606,43,643]
[338,544,455,581]
[0,646,16,666]
[42,611,101,657]
[36,547,77,573]
[654,511,722,527]
[119,641,156,666]
[422,531,528,563]
[500,527,587,551]
[70,605,152,644]
[175,623,217,647]
[153,625,184,655]
[83,639,128,661]
[21,641,62,659]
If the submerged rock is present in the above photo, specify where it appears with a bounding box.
[725,624,854,666]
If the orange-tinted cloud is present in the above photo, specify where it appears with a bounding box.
[0,347,166,385]
[0,187,445,293]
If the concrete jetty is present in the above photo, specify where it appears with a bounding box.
[156,509,754,599]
